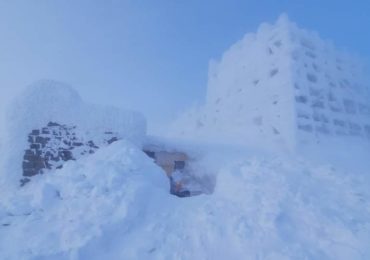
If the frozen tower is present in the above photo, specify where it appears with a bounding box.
[172,14,370,151]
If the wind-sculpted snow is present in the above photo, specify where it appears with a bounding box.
[1,141,369,259]
[170,14,370,153]
[7,80,146,142]
[0,141,168,259]
[0,80,146,188]
[1,14,369,260]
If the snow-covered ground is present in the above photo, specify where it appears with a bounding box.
[1,14,370,260]
[1,139,370,260]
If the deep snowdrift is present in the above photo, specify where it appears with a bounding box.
[1,140,370,260]
[0,141,168,259]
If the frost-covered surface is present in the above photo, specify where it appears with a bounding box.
[0,141,168,259]
[169,14,370,153]
[0,80,146,188]
[1,15,370,260]
[0,141,370,259]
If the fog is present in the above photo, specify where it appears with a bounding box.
[0,0,369,134]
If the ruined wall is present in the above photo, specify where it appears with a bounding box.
[21,122,120,185]
[1,80,146,187]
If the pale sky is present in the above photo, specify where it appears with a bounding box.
[0,0,369,133]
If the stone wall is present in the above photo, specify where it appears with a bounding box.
[21,122,119,185]
[21,122,205,198]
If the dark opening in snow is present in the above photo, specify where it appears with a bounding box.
[142,147,204,198]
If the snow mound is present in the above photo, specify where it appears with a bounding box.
[0,80,146,188]
[0,140,168,259]
[1,143,369,259]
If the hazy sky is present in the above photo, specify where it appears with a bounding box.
[0,0,369,133]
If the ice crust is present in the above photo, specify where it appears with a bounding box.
[170,14,370,152]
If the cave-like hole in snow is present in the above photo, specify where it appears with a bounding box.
[143,148,215,198]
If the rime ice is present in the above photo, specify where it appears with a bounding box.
[171,14,370,152]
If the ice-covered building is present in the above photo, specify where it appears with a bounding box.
[0,80,147,186]
[171,14,370,151]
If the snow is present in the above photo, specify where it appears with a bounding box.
[6,80,146,144]
[1,141,370,259]
[1,14,370,260]
[0,79,147,189]
[169,14,370,153]
[0,140,168,259]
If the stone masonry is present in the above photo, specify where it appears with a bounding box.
[21,122,120,185]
